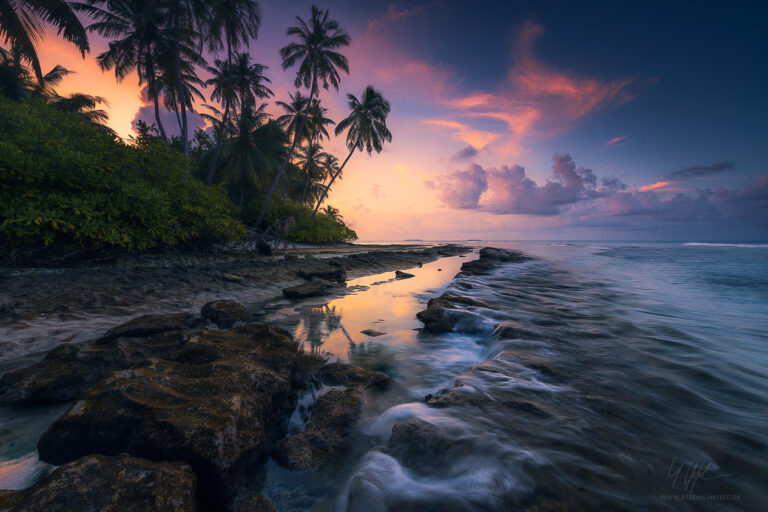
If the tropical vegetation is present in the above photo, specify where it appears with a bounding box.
[0,1,393,262]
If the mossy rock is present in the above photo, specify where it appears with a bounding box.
[0,454,195,512]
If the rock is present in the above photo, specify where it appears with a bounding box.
[257,241,272,256]
[416,297,455,333]
[0,330,188,405]
[37,324,299,509]
[296,262,346,283]
[0,293,12,314]
[222,273,246,283]
[0,454,196,512]
[317,362,390,388]
[201,299,249,328]
[233,493,277,512]
[386,418,461,474]
[459,247,531,276]
[273,388,363,471]
[101,313,208,340]
[394,270,414,279]
[360,329,386,337]
[283,279,338,299]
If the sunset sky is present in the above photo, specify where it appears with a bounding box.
[40,0,767,241]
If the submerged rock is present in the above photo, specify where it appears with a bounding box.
[282,279,339,299]
[360,329,386,337]
[296,261,346,283]
[395,270,415,279]
[0,454,196,512]
[37,324,299,509]
[386,418,463,474]
[273,387,363,471]
[201,299,249,328]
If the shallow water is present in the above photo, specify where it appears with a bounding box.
[1,242,767,510]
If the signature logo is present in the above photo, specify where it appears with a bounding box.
[668,457,731,493]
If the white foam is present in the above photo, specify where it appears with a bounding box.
[684,242,768,248]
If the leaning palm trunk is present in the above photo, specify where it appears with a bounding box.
[253,71,317,228]
[313,146,354,215]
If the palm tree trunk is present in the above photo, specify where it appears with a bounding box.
[146,52,168,140]
[254,70,317,229]
[174,41,189,156]
[313,146,355,215]
[207,37,233,186]
[300,159,312,205]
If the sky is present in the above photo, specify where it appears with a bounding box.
[38,0,768,241]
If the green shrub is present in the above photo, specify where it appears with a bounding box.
[0,98,244,261]
[243,199,357,243]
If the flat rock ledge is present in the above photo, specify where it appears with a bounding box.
[0,454,196,512]
[458,247,532,276]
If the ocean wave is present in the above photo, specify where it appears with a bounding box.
[684,242,768,248]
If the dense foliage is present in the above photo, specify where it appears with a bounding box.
[0,98,243,261]
[244,199,357,243]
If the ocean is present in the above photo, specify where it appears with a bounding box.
[261,241,768,511]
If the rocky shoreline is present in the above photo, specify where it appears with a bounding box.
[0,246,536,512]
[0,244,469,324]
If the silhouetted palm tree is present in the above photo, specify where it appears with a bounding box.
[1,0,89,80]
[204,0,260,180]
[76,0,170,139]
[254,4,349,228]
[205,52,272,185]
[314,85,391,214]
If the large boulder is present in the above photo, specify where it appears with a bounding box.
[201,300,249,328]
[37,324,299,509]
[0,329,189,405]
[0,454,196,512]
[296,261,346,283]
[273,388,363,471]
[416,297,456,333]
[386,418,460,474]
[273,362,389,471]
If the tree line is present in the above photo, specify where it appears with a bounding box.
[0,0,392,235]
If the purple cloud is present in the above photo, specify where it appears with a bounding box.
[450,145,479,161]
[431,155,768,227]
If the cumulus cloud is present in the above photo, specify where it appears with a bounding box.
[431,155,768,226]
[666,160,735,179]
[450,145,479,161]
[434,164,488,209]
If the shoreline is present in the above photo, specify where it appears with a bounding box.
[0,244,471,326]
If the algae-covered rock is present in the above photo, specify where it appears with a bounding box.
[283,279,338,299]
[102,313,209,340]
[201,299,249,328]
[0,330,188,405]
[386,418,472,474]
[296,261,346,283]
[0,454,195,512]
[317,362,389,388]
[273,387,363,471]
[37,324,299,508]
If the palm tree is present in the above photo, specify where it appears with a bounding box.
[75,0,170,139]
[0,0,89,80]
[204,0,260,180]
[321,205,341,221]
[49,92,115,135]
[253,4,350,229]
[156,43,205,135]
[205,52,272,185]
[314,85,392,214]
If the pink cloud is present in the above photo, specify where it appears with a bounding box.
[606,135,627,146]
